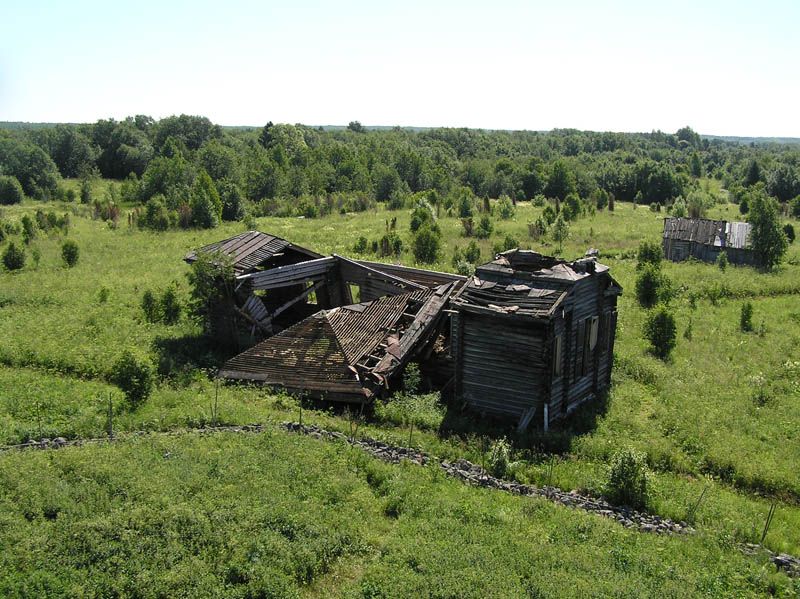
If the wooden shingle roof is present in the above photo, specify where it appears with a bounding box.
[184,231,321,275]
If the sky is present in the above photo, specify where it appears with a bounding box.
[1,0,798,136]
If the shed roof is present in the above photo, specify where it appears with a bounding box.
[184,231,321,275]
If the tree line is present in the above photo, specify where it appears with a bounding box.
[1,117,799,229]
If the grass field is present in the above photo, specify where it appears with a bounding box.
[1,187,800,594]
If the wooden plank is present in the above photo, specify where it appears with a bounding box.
[272,280,326,319]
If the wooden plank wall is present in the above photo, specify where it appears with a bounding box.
[459,314,548,419]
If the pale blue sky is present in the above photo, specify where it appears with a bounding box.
[2,0,798,136]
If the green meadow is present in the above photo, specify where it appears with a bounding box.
[1,189,800,594]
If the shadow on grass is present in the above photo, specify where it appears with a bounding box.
[152,333,233,380]
[436,389,611,456]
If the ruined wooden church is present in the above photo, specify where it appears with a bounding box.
[185,232,621,430]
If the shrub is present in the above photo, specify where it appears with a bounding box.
[458,193,474,218]
[551,214,569,253]
[475,215,493,239]
[595,189,609,210]
[378,232,403,257]
[218,179,246,221]
[412,225,441,264]
[783,223,795,244]
[671,197,687,218]
[2,242,25,271]
[790,196,800,219]
[21,214,36,245]
[716,251,728,272]
[542,204,557,225]
[109,350,154,409]
[161,287,181,325]
[605,447,649,509]
[562,193,582,221]
[643,305,677,359]
[402,362,421,394]
[409,200,436,233]
[141,290,160,323]
[464,240,481,264]
[461,217,474,237]
[79,178,92,204]
[635,264,671,308]
[353,236,368,253]
[497,195,515,219]
[488,437,512,478]
[740,301,754,332]
[531,194,546,207]
[454,260,475,276]
[636,241,662,269]
[61,240,79,268]
[374,391,444,431]
[0,175,24,205]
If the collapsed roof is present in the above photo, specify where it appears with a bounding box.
[219,283,456,402]
[452,249,620,318]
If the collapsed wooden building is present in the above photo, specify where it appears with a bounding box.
[185,232,621,429]
[450,250,622,430]
[662,216,755,265]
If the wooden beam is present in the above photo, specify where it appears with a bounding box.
[272,280,326,319]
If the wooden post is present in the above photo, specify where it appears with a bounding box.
[760,502,776,546]
[213,378,220,427]
[36,399,43,441]
[106,393,113,440]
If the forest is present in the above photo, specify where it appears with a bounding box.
[2,116,799,232]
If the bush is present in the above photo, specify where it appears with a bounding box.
[636,241,662,269]
[643,305,677,359]
[488,437,512,478]
[551,214,569,253]
[790,196,800,219]
[79,178,92,204]
[497,195,515,219]
[409,200,436,233]
[109,350,154,409]
[2,242,25,271]
[783,223,795,244]
[464,240,481,264]
[605,447,649,509]
[635,264,671,308]
[716,251,728,272]
[412,225,441,264]
[374,391,444,431]
[161,287,181,325]
[740,301,754,332]
[61,240,79,268]
[0,175,24,205]
[141,290,160,323]
[475,215,493,239]
[353,236,368,253]
[671,197,687,218]
[531,194,546,207]
[21,214,36,245]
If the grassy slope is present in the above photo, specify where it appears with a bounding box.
[1,191,800,588]
[0,431,793,598]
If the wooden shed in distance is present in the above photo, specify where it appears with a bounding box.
[450,250,622,431]
[662,217,755,265]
